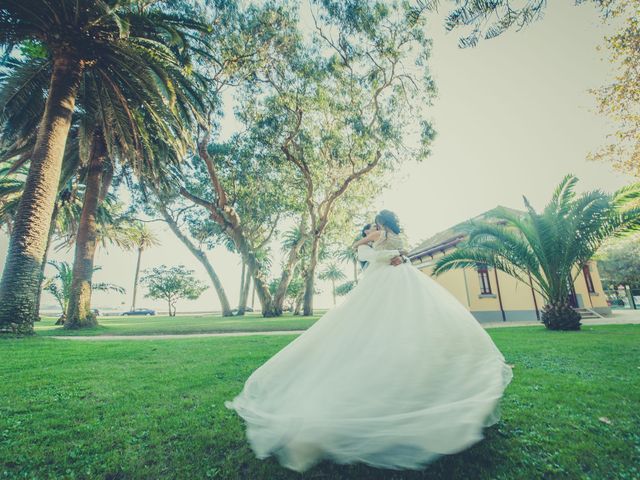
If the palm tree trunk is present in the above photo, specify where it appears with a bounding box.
[66,132,108,329]
[0,53,83,334]
[35,202,60,321]
[158,205,233,316]
[332,279,336,306]
[131,248,143,311]
[303,236,320,316]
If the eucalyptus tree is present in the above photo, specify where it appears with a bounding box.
[432,0,616,48]
[245,0,435,315]
[0,0,211,334]
[154,198,234,317]
[173,2,306,317]
[433,175,640,330]
[178,134,298,316]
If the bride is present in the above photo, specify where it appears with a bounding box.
[225,210,513,472]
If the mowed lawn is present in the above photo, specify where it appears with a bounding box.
[34,312,324,336]
[1,325,639,479]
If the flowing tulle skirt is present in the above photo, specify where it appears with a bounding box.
[225,261,513,472]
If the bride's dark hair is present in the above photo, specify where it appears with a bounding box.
[375,210,401,234]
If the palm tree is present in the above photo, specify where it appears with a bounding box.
[126,223,161,312]
[0,0,210,334]
[272,221,309,315]
[319,263,347,306]
[433,175,640,330]
[336,245,359,283]
[1,158,128,318]
[43,261,124,324]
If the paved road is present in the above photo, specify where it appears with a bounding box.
[48,310,640,341]
[50,330,308,341]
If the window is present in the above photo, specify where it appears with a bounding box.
[583,264,596,294]
[477,264,492,294]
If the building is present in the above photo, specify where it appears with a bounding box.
[408,206,611,323]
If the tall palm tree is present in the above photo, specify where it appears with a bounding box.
[1,157,127,318]
[434,175,640,330]
[0,0,210,334]
[319,263,347,306]
[126,222,161,312]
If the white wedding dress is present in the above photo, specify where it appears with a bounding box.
[225,231,513,472]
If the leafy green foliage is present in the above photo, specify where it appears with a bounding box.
[43,261,124,314]
[435,0,616,48]
[141,265,207,316]
[589,1,640,175]
[434,175,640,329]
[335,280,355,296]
[596,233,640,288]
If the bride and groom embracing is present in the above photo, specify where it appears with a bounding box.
[225,209,513,472]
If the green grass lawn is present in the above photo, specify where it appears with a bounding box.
[34,312,323,336]
[2,325,639,479]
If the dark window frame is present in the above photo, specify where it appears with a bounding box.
[583,264,596,294]
[477,263,492,294]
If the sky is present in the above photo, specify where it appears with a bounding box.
[0,1,634,314]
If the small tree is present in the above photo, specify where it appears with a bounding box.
[140,265,208,317]
[126,223,161,312]
[597,234,640,289]
[43,261,124,325]
[319,263,347,306]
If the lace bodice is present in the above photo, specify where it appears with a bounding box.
[373,230,407,252]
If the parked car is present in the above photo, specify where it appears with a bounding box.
[121,308,156,316]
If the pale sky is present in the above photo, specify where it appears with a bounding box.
[0,1,634,314]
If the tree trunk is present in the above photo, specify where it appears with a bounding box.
[237,261,246,315]
[249,262,276,317]
[0,53,83,334]
[66,131,109,329]
[35,202,60,321]
[293,292,304,316]
[238,265,252,315]
[273,230,307,315]
[225,229,274,316]
[131,247,143,311]
[179,138,278,317]
[251,282,256,310]
[332,278,336,306]
[303,236,321,316]
[159,205,233,316]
